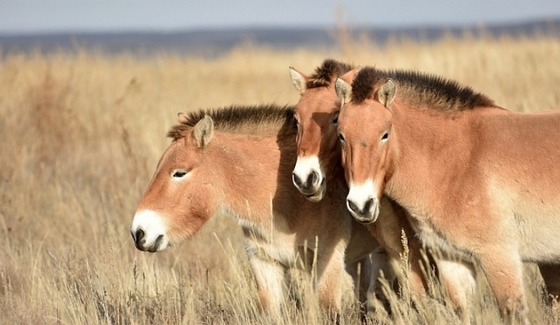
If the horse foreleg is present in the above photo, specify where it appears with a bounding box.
[248,255,287,319]
[345,254,373,315]
[478,248,528,325]
[406,237,430,298]
[366,246,395,316]
[438,259,477,324]
[315,245,346,323]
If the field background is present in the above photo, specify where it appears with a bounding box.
[1,33,560,325]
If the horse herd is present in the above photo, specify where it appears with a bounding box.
[130,59,560,324]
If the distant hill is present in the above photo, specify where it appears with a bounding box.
[1,18,559,57]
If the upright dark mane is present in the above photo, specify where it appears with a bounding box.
[168,104,295,140]
[307,59,355,89]
[351,67,495,111]
[351,68,388,104]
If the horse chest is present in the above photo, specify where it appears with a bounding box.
[264,237,299,265]
[241,223,300,267]
[416,220,446,248]
[414,215,469,258]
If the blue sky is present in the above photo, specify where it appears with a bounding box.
[2,0,560,34]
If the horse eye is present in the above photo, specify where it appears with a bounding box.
[332,117,338,125]
[381,132,389,141]
[172,170,188,179]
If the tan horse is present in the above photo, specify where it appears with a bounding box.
[289,59,476,317]
[130,105,382,320]
[335,67,560,324]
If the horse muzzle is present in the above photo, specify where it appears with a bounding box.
[346,197,379,224]
[130,210,170,252]
[292,171,326,202]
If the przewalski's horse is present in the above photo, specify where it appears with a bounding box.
[289,59,476,317]
[335,67,560,324]
[130,104,382,320]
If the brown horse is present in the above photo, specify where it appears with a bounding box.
[289,59,476,317]
[130,104,383,320]
[335,67,560,324]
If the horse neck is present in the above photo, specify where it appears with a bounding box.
[212,131,297,231]
[323,141,346,184]
[385,101,476,207]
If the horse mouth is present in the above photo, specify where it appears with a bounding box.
[302,178,326,202]
[352,214,377,224]
[304,193,321,201]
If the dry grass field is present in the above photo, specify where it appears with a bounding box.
[1,34,560,325]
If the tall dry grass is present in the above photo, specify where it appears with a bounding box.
[1,34,560,325]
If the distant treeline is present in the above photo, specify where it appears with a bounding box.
[1,18,559,57]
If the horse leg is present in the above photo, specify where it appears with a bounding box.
[402,234,477,324]
[438,259,476,324]
[366,246,396,316]
[315,244,346,323]
[345,254,372,318]
[248,255,287,319]
[406,236,430,298]
[477,248,528,325]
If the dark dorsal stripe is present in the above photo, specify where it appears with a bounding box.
[306,59,355,89]
[168,104,295,140]
[351,67,495,111]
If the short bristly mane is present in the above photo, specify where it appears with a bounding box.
[351,67,495,111]
[168,104,295,140]
[307,59,355,89]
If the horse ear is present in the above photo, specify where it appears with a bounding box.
[340,67,361,84]
[177,112,187,123]
[192,115,214,148]
[378,79,397,108]
[289,67,307,93]
[335,77,352,105]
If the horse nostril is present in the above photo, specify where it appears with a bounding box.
[135,228,145,244]
[308,170,319,186]
[292,172,303,187]
[347,199,359,213]
[155,234,164,249]
[363,198,375,213]
[147,235,164,253]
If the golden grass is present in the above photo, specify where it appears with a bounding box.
[1,35,560,324]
